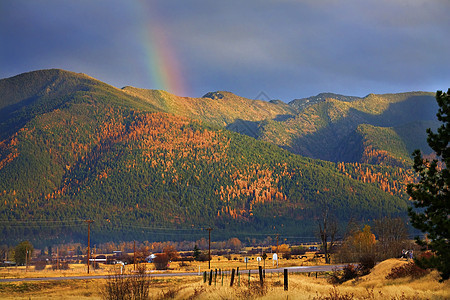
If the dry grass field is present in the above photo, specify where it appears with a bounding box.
[0,258,448,299]
[0,253,324,279]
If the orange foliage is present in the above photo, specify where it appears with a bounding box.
[0,136,19,171]
[336,161,413,198]
[216,165,288,219]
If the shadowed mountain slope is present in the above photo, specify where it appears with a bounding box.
[259,93,438,166]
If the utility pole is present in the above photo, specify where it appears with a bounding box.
[25,248,28,272]
[276,234,279,268]
[276,234,279,256]
[206,228,213,270]
[93,246,96,273]
[133,240,136,272]
[85,220,94,274]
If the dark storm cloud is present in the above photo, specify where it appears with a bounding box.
[1,0,449,100]
[0,0,143,85]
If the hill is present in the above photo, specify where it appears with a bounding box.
[122,86,438,167]
[259,92,438,166]
[289,92,361,111]
[121,88,297,135]
[0,69,415,246]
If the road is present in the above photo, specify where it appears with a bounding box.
[0,264,345,282]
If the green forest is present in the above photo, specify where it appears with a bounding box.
[0,70,430,247]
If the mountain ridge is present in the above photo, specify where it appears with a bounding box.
[1,69,437,168]
[0,69,419,245]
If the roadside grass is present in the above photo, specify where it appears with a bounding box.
[0,279,100,299]
[187,267,449,300]
[0,263,121,279]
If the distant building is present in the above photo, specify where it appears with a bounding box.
[146,254,156,263]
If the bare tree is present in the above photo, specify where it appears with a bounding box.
[373,216,409,260]
[317,206,338,264]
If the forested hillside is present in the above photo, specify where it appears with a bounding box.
[259,93,438,165]
[121,88,297,130]
[121,85,438,167]
[0,69,430,246]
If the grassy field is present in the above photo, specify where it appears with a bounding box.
[0,258,448,299]
[0,253,325,279]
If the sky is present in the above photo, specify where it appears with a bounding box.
[1,0,449,101]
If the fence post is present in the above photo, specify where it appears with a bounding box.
[215,269,217,286]
[230,268,236,287]
[203,271,207,283]
[259,266,264,287]
[236,267,240,286]
[209,270,213,286]
[284,269,288,291]
[248,270,251,285]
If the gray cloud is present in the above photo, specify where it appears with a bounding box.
[1,0,449,100]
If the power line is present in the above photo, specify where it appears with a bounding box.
[0,219,85,224]
[0,219,355,243]
[120,224,205,231]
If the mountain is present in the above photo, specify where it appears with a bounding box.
[121,88,297,138]
[0,69,429,246]
[289,93,361,111]
[121,86,438,167]
[259,93,438,167]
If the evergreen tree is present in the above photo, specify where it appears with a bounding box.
[14,241,34,266]
[407,89,450,281]
[193,245,201,261]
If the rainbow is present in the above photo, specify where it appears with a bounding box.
[136,1,188,97]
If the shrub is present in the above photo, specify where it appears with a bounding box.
[357,254,376,275]
[329,264,359,284]
[386,262,429,280]
[61,261,70,270]
[342,264,359,282]
[102,273,130,300]
[163,245,179,261]
[153,253,169,270]
[34,260,47,271]
[173,256,194,262]
[329,255,377,284]
[128,265,150,299]
[414,251,439,272]
[291,246,307,256]
[196,251,210,262]
[179,260,190,267]
[52,261,70,270]
[102,265,150,300]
